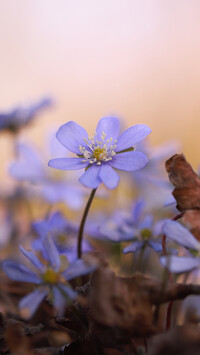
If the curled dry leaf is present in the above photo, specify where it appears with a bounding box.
[165,154,200,212]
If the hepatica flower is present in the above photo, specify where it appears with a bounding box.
[87,199,163,253]
[0,97,53,133]
[32,211,91,262]
[2,236,95,318]
[48,117,151,189]
[122,200,164,254]
[160,220,200,273]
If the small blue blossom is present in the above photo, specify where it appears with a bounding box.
[48,117,151,189]
[32,211,92,262]
[87,199,164,254]
[2,236,95,318]
[0,97,53,133]
[160,220,200,273]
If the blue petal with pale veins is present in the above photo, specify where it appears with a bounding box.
[95,116,120,143]
[99,164,119,189]
[79,165,101,188]
[2,260,41,284]
[116,124,151,152]
[56,121,88,154]
[109,151,148,171]
[48,157,88,170]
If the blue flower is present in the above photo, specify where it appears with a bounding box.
[123,200,164,254]
[2,236,95,318]
[0,97,53,133]
[131,139,179,208]
[9,135,85,210]
[87,199,164,253]
[32,211,91,262]
[48,117,151,189]
[160,220,200,273]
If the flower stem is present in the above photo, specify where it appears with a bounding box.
[138,243,146,272]
[173,213,184,221]
[77,188,97,259]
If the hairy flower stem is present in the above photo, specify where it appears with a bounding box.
[162,212,184,330]
[138,244,146,272]
[77,188,97,259]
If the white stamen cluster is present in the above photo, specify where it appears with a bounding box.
[79,131,117,165]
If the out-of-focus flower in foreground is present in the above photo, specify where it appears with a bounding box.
[2,236,95,318]
[0,97,53,133]
[122,200,165,254]
[48,117,151,189]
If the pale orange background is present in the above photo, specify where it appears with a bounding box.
[1,0,200,179]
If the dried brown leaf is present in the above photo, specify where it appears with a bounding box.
[165,154,200,211]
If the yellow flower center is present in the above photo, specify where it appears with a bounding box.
[57,234,67,245]
[78,131,117,165]
[42,268,60,284]
[93,147,106,161]
[140,228,152,240]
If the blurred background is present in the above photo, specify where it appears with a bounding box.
[1,0,200,175]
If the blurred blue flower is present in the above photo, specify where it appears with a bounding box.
[160,220,200,273]
[0,97,53,133]
[32,211,91,262]
[9,134,85,210]
[2,236,95,318]
[87,199,164,254]
[131,139,179,208]
[48,117,151,189]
